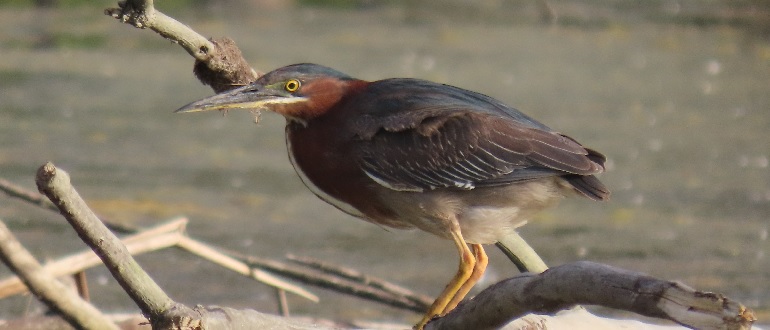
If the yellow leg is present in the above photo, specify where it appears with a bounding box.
[442,243,487,313]
[414,228,478,330]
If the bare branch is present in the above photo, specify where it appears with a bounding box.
[0,217,318,303]
[0,177,58,212]
[104,0,259,92]
[277,289,290,317]
[229,250,431,313]
[0,218,188,299]
[35,162,182,320]
[104,0,213,61]
[175,235,319,302]
[425,261,756,330]
[286,253,433,308]
[0,218,120,330]
[0,176,138,233]
[74,271,90,302]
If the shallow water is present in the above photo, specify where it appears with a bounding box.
[0,4,768,325]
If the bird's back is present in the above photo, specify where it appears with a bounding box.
[334,78,609,201]
[346,78,553,136]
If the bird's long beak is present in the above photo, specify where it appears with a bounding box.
[175,83,305,113]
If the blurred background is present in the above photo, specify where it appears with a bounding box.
[1,0,769,326]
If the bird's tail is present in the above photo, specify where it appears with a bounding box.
[565,147,610,201]
[566,174,610,201]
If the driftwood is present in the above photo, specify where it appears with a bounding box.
[425,262,754,330]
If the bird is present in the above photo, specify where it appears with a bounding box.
[176,63,609,329]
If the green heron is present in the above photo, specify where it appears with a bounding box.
[177,63,608,328]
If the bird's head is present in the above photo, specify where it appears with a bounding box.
[176,63,360,125]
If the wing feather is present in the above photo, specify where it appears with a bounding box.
[347,78,607,198]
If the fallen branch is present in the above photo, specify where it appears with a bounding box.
[424,261,756,330]
[14,177,316,302]
[0,192,437,310]
[35,162,193,326]
[26,162,332,328]
[0,177,58,212]
[0,217,317,302]
[0,217,183,299]
[233,250,432,313]
[0,218,120,330]
[285,253,433,309]
[0,182,429,313]
[174,235,318,302]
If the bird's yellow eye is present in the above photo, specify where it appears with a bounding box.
[285,79,301,92]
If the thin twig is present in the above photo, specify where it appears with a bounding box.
[74,271,90,302]
[286,254,433,308]
[277,289,290,317]
[176,236,319,302]
[0,177,58,211]
[0,218,120,330]
[227,250,430,313]
[0,176,138,233]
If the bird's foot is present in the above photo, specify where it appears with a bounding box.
[413,313,441,330]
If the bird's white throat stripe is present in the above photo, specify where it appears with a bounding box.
[285,133,365,218]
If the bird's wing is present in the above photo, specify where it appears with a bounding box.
[346,78,607,198]
[355,110,605,192]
